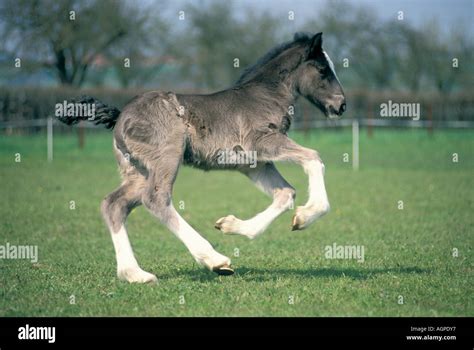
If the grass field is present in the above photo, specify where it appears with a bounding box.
[0,128,472,316]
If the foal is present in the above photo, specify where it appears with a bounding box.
[58,32,346,283]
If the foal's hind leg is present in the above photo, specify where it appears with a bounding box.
[141,155,233,275]
[101,174,157,283]
[215,162,295,239]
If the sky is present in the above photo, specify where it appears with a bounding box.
[167,0,473,35]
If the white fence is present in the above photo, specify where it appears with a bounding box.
[1,117,473,168]
[0,117,102,163]
[295,118,474,129]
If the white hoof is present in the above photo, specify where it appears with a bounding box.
[117,267,158,284]
[291,203,330,231]
[215,215,241,234]
[195,251,233,275]
[215,215,259,239]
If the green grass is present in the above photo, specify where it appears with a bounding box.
[0,128,472,316]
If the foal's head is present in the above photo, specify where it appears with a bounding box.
[293,32,346,119]
[237,32,346,119]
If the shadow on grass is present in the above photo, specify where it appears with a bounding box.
[160,266,430,282]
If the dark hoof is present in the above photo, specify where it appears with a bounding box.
[291,214,301,231]
[212,266,235,276]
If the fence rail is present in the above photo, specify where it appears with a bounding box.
[2,117,474,130]
[293,118,474,129]
[1,117,473,167]
[0,118,102,129]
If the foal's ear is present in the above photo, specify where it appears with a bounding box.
[307,32,323,59]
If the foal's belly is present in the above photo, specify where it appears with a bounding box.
[182,135,257,171]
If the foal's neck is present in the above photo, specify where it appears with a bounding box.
[246,80,297,116]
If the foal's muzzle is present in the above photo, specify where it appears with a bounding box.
[327,94,346,117]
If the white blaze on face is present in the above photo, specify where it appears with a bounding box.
[323,50,340,84]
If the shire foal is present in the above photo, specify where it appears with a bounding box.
[58,32,346,283]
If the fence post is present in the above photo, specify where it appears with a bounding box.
[352,119,359,171]
[47,117,53,162]
[427,104,433,136]
[367,103,373,138]
[78,123,85,149]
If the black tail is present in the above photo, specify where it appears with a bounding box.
[56,96,121,129]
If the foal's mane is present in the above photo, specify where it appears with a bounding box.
[235,32,311,86]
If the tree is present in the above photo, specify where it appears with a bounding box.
[167,0,281,90]
[422,20,473,94]
[107,3,169,89]
[303,0,403,90]
[393,24,429,92]
[0,0,160,87]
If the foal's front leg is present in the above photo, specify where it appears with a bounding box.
[259,135,330,230]
[215,162,295,239]
[291,155,330,230]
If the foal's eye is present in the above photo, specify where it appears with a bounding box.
[318,67,332,78]
[309,62,329,78]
